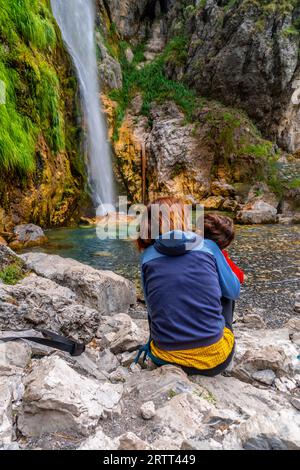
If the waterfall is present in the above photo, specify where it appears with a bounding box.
[51,0,115,215]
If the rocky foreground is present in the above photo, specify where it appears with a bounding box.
[0,245,300,450]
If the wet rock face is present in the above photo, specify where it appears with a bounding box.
[176,0,300,152]
[0,4,85,233]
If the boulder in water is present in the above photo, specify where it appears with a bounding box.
[9,224,48,250]
[237,201,278,224]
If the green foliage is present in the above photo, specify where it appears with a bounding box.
[204,102,282,188]
[192,388,217,404]
[0,61,36,174]
[289,177,300,189]
[0,261,25,285]
[110,38,196,140]
[164,36,189,67]
[224,0,239,13]
[282,25,300,36]
[234,0,298,16]
[206,109,242,160]
[37,64,65,152]
[0,0,56,51]
[171,162,187,178]
[266,156,284,197]
[0,0,65,178]
[168,389,177,399]
[184,4,197,18]
[241,142,273,158]
[96,21,120,60]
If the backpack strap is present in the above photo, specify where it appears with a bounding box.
[0,329,85,357]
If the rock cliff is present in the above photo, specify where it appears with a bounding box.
[97,0,300,220]
[1,1,300,231]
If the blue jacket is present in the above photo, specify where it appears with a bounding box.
[141,231,241,351]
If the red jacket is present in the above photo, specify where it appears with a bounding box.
[222,251,245,284]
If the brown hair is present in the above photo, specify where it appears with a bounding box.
[204,214,235,250]
[136,197,189,251]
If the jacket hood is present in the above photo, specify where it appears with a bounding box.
[154,230,203,257]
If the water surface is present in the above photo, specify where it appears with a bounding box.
[25,224,300,327]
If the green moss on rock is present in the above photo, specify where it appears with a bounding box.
[0,0,87,229]
[0,261,25,285]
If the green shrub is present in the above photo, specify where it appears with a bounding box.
[241,143,273,158]
[289,177,300,189]
[110,39,196,140]
[282,26,299,37]
[0,262,25,285]
[164,35,189,67]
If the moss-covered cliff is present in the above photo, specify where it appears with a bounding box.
[0,0,86,231]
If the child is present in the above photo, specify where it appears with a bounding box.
[204,213,245,335]
[204,213,245,285]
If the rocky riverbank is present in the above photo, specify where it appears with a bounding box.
[0,245,299,450]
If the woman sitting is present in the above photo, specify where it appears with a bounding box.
[136,197,242,377]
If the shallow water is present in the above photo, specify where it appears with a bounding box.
[24,224,300,327]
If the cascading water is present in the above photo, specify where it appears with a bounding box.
[50,0,115,215]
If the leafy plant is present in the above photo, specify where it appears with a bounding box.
[0,262,25,285]
[110,38,196,140]
[241,143,273,158]
[288,177,300,189]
